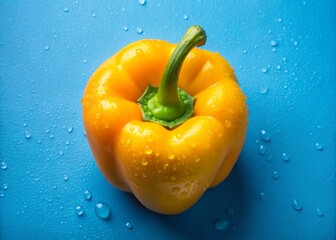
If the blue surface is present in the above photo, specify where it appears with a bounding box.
[1,1,335,239]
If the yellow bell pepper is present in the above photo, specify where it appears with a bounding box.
[82,26,248,214]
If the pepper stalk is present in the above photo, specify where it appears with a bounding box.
[137,26,207,128]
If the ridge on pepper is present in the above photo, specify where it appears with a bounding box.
[82,26,248,214]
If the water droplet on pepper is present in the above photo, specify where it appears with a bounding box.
[144,146,153,155]
[141,159,149,166]
[135,49,144,56]
[168,152,175,160]
[181,191,188,197]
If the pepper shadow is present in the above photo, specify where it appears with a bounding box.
[161,164,248,240]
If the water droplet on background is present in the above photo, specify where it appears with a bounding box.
[315,142,323,151]
[292,198,303,211]
[84,190,92,200]
[258,145,266,155]
[260,130,271,142]
[315,207,324,217]
[261,67,268,73]
[122,25,128,31]
[227,208,234,215]
[1,162,8,170]
[270,40,277,47]
[183,14,189,20]
[63,174,69,181]
[138,0,146,5]
[272,171,279,180]
[214,218,229,230]
[44,45,50,51]
[25,131,31,139]
[75,205,84,216]
[136,27,143,34]
[282,153,290,162]
[259,192,266,200]
[260,87,268,95]
[126,222,133,229]
[63,7,69,13]
[94,202,110,219]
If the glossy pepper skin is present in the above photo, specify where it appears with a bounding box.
[82,26,248,214]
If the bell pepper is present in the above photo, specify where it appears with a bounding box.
[82,26,248,214]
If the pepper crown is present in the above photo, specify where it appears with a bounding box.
[137,26,207,129]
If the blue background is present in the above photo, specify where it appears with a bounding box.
[1,1,335,239]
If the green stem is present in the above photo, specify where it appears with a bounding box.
[156,26,206,113]
[137,26,207,128]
